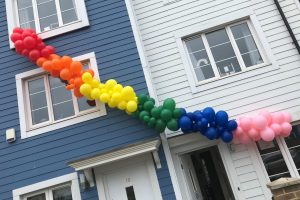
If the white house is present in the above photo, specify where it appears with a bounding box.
[124,0,300,199]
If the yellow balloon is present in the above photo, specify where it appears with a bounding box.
[126,100,137,112]
[111,92,122,103]
[91,79,100,88]
[121,86,135,100]
[80,83,92,96]
[113,84,123,92]
[82,72,93,83]
[100,93,110,103]
[99,83,105,89]
[117,101,127,110]
[91,88,101,99]
[105,79,117,89]
[108,100,118,108]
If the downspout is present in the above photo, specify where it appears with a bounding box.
[273,0,300,54]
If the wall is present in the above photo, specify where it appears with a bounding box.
[0,0,175,199]
[129,0,300,199]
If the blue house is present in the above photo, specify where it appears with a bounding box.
[0,0,176,199]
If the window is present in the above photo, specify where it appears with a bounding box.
[184,21,264,83]
[257,124,300,182]
[16,52,106,139]
[13,173,81,200]
[5,0,89,47]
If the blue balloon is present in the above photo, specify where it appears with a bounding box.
[209,121,216,127]
[179,116,192,131]
[180,108,187,116]
[194,111,203,122]
[205,127,218,140]
[215,111,229,127]
[203,107,215,122]
[227,120,238,131]
[187,112,195,121]
[192,124,198,132]
[221,131,233,143]
[200,118,208,129]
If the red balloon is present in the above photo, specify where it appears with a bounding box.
[24,36,36,49]
[36,37,42,43]
[46,46,56,54]
[22,30,32,39]
[36,42,46,50]
[31,33,38,39]
[14,40,25,51]
[41,48,51,58]
[10,33,22,42]
[29,49,41,61]
[60,68,72,80]
[16,48,23,54]
[13,27,23,34]
[21,49,29,57]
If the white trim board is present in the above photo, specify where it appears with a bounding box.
[5,0,89,48]
[15,52,106,139]
[12,173,81,200]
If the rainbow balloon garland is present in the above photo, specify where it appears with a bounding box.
[10,28,293,144]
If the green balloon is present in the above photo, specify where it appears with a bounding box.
[138,94,149,105]
[133,111,140,118]
[138,105,144,111]
[163,98,176,111]
[160,109,172,121]
[151,107,161,118]
[155,119,166,133]
[144,101,154,111]
[139,111,149,121]
[148,117,156,127]
[149,98,155,104]
[167,119,179,131]
[173,108,183,118]
[143,115,150,123]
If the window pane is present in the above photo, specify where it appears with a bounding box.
[59,0,76,11]
[17,0,35,30]
[61,9,78,24]
[284,125,300,172]
[206,29,241,76]
[257,140,291,181]
[18,7,34,24]
[28,78,49,125]
[27,193,46,200]
[53,185,72,200]
[49,76,75,120]
[231,23,263,67]
[17,0,32,9]
[20,21,36,30]
[37,0,59,31]
[185,37,215,81]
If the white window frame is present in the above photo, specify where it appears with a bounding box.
[16,52,106,139]
[295,0,300,11]
[175,9,279,94]
[5,0,89,48]
[12,173,81,200]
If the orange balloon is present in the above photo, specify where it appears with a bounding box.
[42,60,53,71]
[49,54,60,60]
[69,78,74,84]
[60,68,72,80]
[61,56,73,68]
[74,87,83,98]
[66,84,74,90]
[36,57,47,67]
[50,69,60,77]
[74,77,83,88]
[70,61,82,74]
[52,58,63,70]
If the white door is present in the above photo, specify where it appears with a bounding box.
[181,154,203,200]
[99,160,160,200]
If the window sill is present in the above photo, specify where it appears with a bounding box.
[9,19,89,49]
[22,106,106,139]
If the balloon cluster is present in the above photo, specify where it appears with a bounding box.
[80,76,138,113]
[235,110,292,144]
[133,95,183,133]
[10,28,55,61]
[178,107,237,143]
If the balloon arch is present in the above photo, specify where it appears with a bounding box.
[10,28,293,144]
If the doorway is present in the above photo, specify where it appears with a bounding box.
[180,146,235,200]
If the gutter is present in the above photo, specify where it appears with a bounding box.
[273,0,300,54]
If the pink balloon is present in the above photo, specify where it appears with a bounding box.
[259,110,272,124]
[272,112,284,124]
[281,122,292,137]
[233,127,243,137]
[253,116,268,130]
[270,123,282,136]
[248,128,259,139]
[260,127,275,142]
[253,134,261,141]
[239,117,252,132]
[282,112,292,123]
[239,133,251,144]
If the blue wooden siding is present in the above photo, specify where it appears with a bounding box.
[0,0,175,199]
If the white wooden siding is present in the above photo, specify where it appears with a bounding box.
[130,0,300,199]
